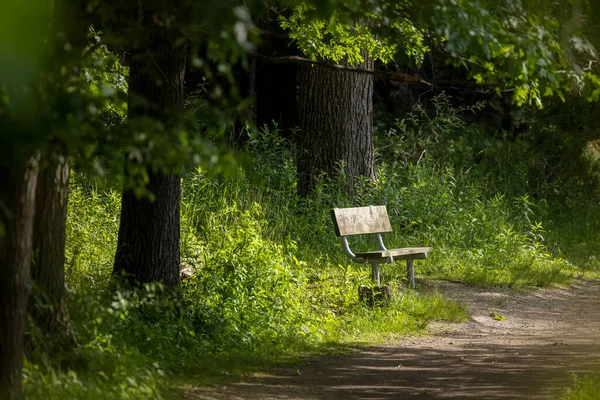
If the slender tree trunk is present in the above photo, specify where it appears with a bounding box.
[0,155,40,400]
[296,54,375,197]
[256,59,298,137]
[30,155,79,358]
[256,43,298,137]
[232,57,256,145]
[256,15,299,139]
[113,31,186,287]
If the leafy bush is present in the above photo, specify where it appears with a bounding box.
[25,287,166,400]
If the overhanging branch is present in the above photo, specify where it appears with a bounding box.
[251,53,433,86]
[251,52,511,91]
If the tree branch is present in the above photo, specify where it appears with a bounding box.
[251,53,510,90]
[250,53,433,86]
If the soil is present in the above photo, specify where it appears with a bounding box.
[184,280,600,399]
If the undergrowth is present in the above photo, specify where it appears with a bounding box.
[24,96,600,398]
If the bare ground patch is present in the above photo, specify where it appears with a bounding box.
[183,280,600,399]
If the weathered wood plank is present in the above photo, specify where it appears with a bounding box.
[331,205,393,236]
[354,247,433,259]
[356,254,428,265]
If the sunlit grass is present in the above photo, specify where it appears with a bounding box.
[326,290,468,344]
[558,375,600,400]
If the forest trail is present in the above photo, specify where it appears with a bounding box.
[185,280,600,399]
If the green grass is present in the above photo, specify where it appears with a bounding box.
[323,290,468,343]
[558,375,600,400]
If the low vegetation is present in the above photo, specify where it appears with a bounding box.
[558,375,600,400]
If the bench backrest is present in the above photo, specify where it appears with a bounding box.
[331,205,393,237]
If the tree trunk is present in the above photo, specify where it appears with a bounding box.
[30,155,79,358]
[113,31,186,287]
[26,0,87,360]
[114,173,181,286]
[0,155,40,400]
[256,15,300,139]
[296,54,375,197]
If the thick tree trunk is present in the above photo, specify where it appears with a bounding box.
[30,155,79,358]
[113,31,186,287]
[296,54,375,197]
[0,155,40,400]
[114,172,181,286]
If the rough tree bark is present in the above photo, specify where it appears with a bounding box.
[27,0,88,359]
[296,54,375,197]
[113,30,186,287]
[30,154,79,358]
[0,155,40,400]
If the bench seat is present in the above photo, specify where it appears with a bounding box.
[355,247,433,264]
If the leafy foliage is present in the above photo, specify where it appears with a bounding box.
[280,4,428,65]
[425,0,574,106]
[281,0,598,106]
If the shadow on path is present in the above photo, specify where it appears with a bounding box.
[185,280,600,400]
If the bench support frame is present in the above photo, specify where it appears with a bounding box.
[338,235,424,288]
[333,206,432,289]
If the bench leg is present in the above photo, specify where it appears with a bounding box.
[371,264,380,286]
[407,259,415,288]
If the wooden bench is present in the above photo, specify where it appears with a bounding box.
[331,205,433,288]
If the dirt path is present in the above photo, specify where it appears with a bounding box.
[185,280,600,399]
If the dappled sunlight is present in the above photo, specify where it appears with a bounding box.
[188,281,600,399]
